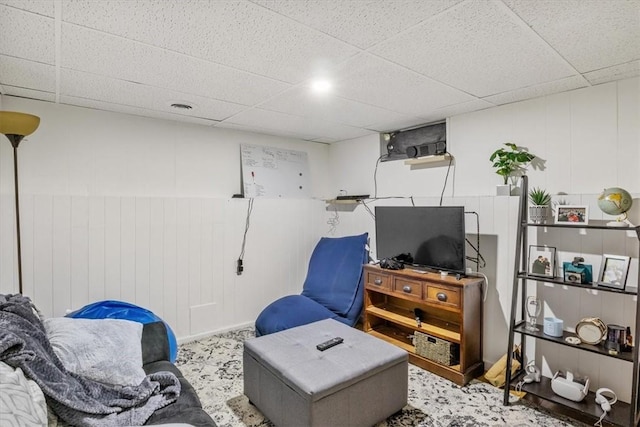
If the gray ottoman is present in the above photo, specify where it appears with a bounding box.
[243,319,408,427]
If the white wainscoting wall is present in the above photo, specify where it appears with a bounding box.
[0,194,328,341]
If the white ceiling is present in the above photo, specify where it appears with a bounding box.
[0,0,638,144]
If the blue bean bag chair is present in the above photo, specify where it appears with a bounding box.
[66,300,179,362]
[255,233,369,336]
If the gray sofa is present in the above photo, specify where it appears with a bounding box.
[0,293,217,426]
[141,321,216,426]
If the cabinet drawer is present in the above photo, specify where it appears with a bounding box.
[367,271,390,289]
[393,278,423,298]
[425,284,460,309]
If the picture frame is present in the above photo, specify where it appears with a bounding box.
[528,245,556,278]
[554,205,589,225]
[597,254,631,290]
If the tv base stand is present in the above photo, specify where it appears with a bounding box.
[363,265,484,386]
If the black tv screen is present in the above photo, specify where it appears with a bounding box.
[375,206,466,274]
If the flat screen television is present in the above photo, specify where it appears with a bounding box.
[375,206,466,274]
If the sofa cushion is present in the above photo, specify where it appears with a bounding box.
[144,378,204,425]
[44,317,146,386]
[144,360,184,379]
[0,361,48,426]
[145,408,217,426]
[142,322,171,365]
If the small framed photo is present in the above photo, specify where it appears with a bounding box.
[597,254,630,290]
[528,245,556,277]
[555,205,589,225]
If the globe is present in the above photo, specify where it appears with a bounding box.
[597,187,633,226]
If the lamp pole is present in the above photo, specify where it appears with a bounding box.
[0,111,40,295]
[10,139,24,293]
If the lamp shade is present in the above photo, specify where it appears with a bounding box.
[0,111,40,137]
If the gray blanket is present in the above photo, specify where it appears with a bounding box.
[0,294,180,426]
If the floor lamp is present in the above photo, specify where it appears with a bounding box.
[0,111,40,295]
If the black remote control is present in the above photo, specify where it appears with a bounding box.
[316,337,344,351]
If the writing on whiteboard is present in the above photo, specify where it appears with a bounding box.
[240,144,311,198]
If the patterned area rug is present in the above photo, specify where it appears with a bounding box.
[176,327,584,427]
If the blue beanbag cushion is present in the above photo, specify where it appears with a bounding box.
[66,300,178,362]
[301,233,368,317]
[255,295,338,337]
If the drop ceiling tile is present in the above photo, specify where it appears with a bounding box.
[60,69,246,121]
[309,137,335,144]
[505,0,640,73]
[62,0,359,83]
[583,61,640,86]
[60,95,219,126]
[215,121,319,141]
[369,1,576,97]
[0,0,55,17]
[224,108,373,141]
[417,99,495,124]
[251,0,462,49]
[0,55,56,92]
[259,85,414,128]
[61,24,291,106]
[330,54,476,116]
[365,117,432,133]
[0,4,55,64]
[2,87,56,103]
[483,75,588,106]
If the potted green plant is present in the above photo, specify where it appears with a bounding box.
[489,143,536,195]
[529,187,552,224]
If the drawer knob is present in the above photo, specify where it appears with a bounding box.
[437,292,447,302]
[374,278,382,285]
[403,285,412,293]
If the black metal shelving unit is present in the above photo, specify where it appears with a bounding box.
[503,175,640,427]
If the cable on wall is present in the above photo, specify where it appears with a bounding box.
[439,155,454,206]
[327,204,340,235]
[464,211,486,271]
[237,198,254,275]
[373,154,388,198]
[464,210,488,302]
[361,201,376,220]
[361,195,415,221]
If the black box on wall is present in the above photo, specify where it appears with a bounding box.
[380,122,446,162]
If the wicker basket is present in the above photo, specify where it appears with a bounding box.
[414,331,459,366]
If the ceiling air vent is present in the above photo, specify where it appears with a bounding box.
[170,103,193,110]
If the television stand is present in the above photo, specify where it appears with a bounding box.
[363,265,484,386]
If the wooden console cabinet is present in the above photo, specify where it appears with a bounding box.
[363,265,484,386]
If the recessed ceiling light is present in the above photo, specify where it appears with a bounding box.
[311,79,332,94]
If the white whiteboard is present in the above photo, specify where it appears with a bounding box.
[240,144,311,198]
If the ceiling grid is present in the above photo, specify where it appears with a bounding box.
[0,0,637,142]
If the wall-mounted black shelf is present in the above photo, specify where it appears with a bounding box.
[516,273,638,296]
[511,373,631,427]
[513,321,634,362]
[524,222,639,232]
